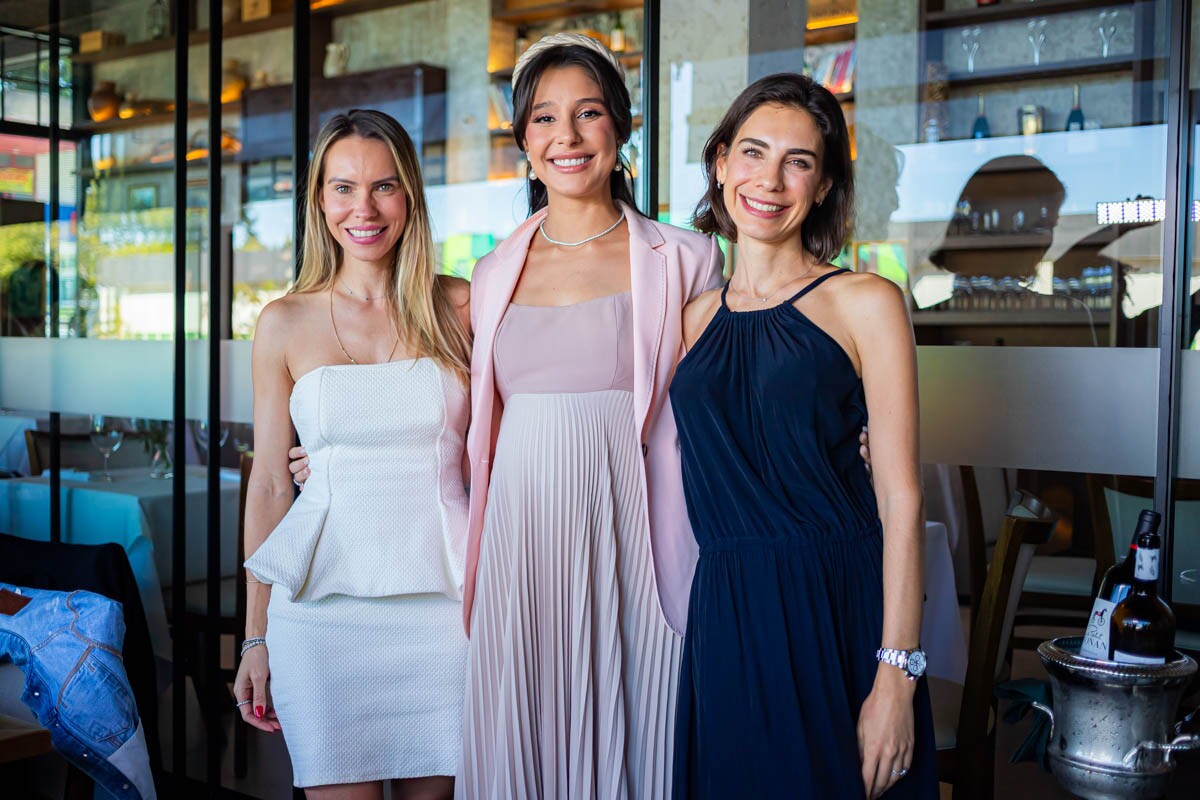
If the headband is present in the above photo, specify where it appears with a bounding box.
[511,32,625,88]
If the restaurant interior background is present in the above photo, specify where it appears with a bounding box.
[0,0,1199,796]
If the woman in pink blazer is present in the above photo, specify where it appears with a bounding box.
[455,34,721,799]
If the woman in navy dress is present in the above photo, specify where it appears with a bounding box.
[670,74,937,799]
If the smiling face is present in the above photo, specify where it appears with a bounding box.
[319,135,408,270]
[715,103,833,248]
[522,64,619,204]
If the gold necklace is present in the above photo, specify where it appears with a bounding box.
[736,260,820,304]
[329,289,400,365]
[338,281,387,302]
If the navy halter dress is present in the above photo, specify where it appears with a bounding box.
[669,269,937,799]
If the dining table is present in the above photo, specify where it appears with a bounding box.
[0,465,242,665]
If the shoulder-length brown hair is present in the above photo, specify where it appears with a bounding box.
[693,73,854,264]
[292,109,469,385]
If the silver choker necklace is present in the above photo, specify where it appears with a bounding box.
[539,213,625,248]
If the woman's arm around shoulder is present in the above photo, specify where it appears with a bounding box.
[438,274,472,336]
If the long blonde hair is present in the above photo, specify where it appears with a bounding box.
[293,109,470,385]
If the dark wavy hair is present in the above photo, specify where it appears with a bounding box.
[511,44,639,217]
[693,73,854,263]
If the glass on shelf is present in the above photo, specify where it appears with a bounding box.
[960,27,982,74]
[1098,9,1119,59]
[1026,18,1047,67]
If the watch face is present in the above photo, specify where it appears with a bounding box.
[907,650,927,677]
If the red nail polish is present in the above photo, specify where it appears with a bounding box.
[254,705,264,718]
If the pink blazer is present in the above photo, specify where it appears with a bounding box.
[463,202,724,636]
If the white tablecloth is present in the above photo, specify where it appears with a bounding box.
[0,465,241,663]
[923,519,968,684]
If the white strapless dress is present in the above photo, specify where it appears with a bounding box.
[245,358,469,787]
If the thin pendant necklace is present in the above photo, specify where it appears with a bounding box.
[329,289,399,365]
[338,281,387,302]
[539,212,625,247]
[738,260,819,304]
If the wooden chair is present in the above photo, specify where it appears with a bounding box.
[1086,474,1200,658]
[167,452,252,777]
[24,430,151,476]
[959,465,988,628]
[931,490,1058,800]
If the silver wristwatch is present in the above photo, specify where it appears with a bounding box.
[875,647,927,680]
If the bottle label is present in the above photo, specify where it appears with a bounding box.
[1112,650,1167,665]
[1079,598,1116,659]
[1135,548,1160,582]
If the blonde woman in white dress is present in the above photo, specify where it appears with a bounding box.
[233,109,471,800]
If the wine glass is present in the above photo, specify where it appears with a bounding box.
[960,27,982,74]
[1098,10,1119,59]
[194,420,230,464]
[90,415,125,481]
[1027,19,1047,67]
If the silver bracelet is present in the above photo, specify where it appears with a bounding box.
[240,637,266,657]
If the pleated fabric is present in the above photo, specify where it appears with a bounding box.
[458,389,682,800]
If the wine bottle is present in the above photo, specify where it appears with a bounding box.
[149,0,167,40]
[1066,84,1085,132]
[1079,509,1158,659]
[971,94,990,139]
[610,14,627,54]
[1110,517,1176,664]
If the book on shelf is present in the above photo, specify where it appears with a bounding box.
[803,41,855,98]
[487,81,514,131]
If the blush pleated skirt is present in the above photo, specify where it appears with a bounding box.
[457,390,683,799]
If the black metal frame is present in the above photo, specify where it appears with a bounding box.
[13,0,1200,791]
[1155,0,1195,599]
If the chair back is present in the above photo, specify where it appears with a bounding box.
[953,490,1057,782]
[959,465,988,626]
[24,430,151,476]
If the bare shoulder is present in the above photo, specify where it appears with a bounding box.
[682,286,724,349]
[254,292,308,344]
[829,271,907,319]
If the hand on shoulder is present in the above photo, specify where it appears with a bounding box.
[437,274,472,335]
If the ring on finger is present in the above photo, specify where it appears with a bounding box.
[890,767,909,777]
[235,699,252,708]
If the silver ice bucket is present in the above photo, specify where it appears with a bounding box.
[1030,637,1199,800]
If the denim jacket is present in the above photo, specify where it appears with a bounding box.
[0,583,155,800]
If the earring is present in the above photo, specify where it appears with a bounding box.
[614,161,622,173]
[529,170,538,181]
[716,181,724,189]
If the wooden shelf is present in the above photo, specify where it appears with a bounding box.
[72,0,421,64]
[912,309,1107,326]
[935,233,1054,251]
[77,100,241,134]
[943,57,1136,89]
[492,0,641,26]
[925,0,1118,30]
[805,22,855,46]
